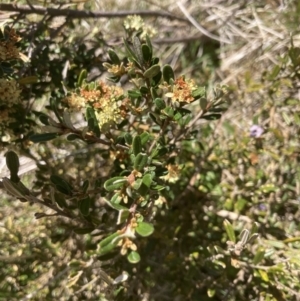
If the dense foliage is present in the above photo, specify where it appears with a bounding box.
[0,1,300,301]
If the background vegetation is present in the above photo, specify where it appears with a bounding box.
[0,1,300,300]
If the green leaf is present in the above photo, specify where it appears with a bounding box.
[135,222,154,237]
[134,153,148,171]
[141,44,152,62]
[151,71,162,87]
[140,86,148,95]
[78,196,91,216]
[143,64,161,78]
[128,89,142,98]
[132,178,143,190]
[53,192,68,209]
[174,112,182,121]
[207,288,216,298]
[162,106,174,118]
[107,75,121,83]
[247,233,259,244]
[288,46,300,66]
[258,269,269,282]
[150,184,165,191]
[268,65,281,81]
[162,64,174,84]
[201,114,222,120]
[50,175,73,195]
[283,236,300,243]
[55,184,72,196]
[104,198,128,211]
[73,227,94,235]
[108,49,121,65]
[149,112,161,125]
[123,40,140,67]
[98,241,118,257]
[38,113,50,125]
[179,114,192,126]
[142,173,153,188]
[132,135,142,156]
[77,69,87,87]
[209,107,228,113]
[133,36,144,65]
[29,133,58,142]
[223,219,236,243]
[67,134,80,141]
[127,251,141,264]
[140,131,151,145]
[145,35,153,58]
[154,98,166,110]
[110,192,123,204]
[192,86,206,99]
[81,180,89,193]
[137,173,153,196]
[98,232,121,248]
[5,151,20,182]
[117,209,130,225]
[253,248,265,264]
[124,133,133,145]
[86,106,100,137]
[151,146,168,158]
[18,75,38,85]
[104,176,127,192]
[97,251,119,261]
[251,222,259,236]
[152,57,159,65]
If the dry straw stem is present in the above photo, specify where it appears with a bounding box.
[181,1,299,129]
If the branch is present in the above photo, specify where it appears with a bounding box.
[0,4,188,22]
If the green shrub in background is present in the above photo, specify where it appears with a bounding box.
[0,8,300,301]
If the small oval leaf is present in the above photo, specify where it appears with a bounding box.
[154,98,166,110]
[142,44,152,62]
[127,251,141,264]
[108,49,121,65]
[143,64,161,79]
[162,64,174,84]
[104,177,127,192]
[135,222,154,237]
[134,153,148,171]
[18,75,38,85]
[78,196,91,216]
[98,232,121,248]
[29,133,58,142]
[132,135,142,156]
[5,151,20,180]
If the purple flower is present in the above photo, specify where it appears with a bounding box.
[250,125,264,138]
[258,204,267,211]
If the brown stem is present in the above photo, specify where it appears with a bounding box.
[0,4,188,22]
[148,118,170,154]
